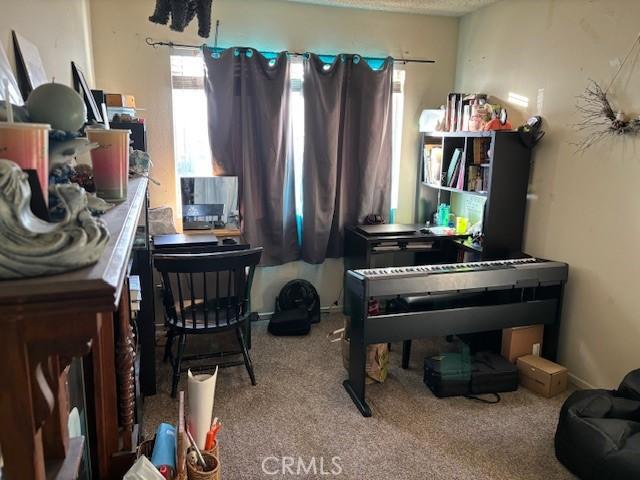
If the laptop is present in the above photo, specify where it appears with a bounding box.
[355,224,421,236]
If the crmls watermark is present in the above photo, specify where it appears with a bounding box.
[261,456,343,476]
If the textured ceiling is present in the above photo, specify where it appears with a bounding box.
[281,0,499,16]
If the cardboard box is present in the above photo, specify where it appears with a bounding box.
[105,93,136,108]
[501,325,544,363]
[517,355,568,398]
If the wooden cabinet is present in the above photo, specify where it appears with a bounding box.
[0,177,149,479]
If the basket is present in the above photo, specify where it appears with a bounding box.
[137,436,219,479]
[137,437,189,480]
[137,438,155,459]
[187,452,220,480]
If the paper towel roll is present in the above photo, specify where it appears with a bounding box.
[188,367,218,449]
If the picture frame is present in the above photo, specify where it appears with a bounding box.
[0,42,23,105]
[12,31,48,100]
[71,61,103,123]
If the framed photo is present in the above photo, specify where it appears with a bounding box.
[12,31,48,100]
[0,43,23,105]
[71,61,103,123]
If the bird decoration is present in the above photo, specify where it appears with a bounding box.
[149,0,214,38]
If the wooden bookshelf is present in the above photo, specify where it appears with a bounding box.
[416,130,532,259]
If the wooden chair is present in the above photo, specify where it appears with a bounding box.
[154,247,262,397]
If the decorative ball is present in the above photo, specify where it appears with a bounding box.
[26,82,87,132]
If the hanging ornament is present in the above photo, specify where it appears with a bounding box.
[574,33,640,152]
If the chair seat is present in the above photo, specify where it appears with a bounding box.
[168,297,249,331]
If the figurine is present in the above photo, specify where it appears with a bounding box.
[0,159,109,279]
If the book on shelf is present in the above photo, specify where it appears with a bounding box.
[472,137,491,164]
[444,93,488,132]
[455,154,466,189]
[446,148,463,186]
[480,166,490,192]
[467,165,480,191]
[424,145,443,185]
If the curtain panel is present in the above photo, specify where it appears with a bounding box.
[203,47,300,266]
[301,53,394,264]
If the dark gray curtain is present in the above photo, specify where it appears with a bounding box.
[204,47,299,266]
[302,54,393,263]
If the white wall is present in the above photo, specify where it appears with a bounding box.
[89,0,459,312]
[1,0,94,89]
[455,0,640,388]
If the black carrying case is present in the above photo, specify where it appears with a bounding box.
[470,352,518,394]
[423,352,471,398]
[267,307,311,336]
[424,351,518,398]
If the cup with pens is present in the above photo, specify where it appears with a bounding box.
[185,417,222,480]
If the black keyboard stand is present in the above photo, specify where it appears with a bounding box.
[343,272,566,417]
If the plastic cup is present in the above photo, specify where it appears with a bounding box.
[456,216,469,234]
[0,122,51,199]
[87,128,130,201]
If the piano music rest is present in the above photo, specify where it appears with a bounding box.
[343,257,568,417]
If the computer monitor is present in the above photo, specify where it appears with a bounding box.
[180,176,239,230]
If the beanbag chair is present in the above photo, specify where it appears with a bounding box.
[555,369,640,480]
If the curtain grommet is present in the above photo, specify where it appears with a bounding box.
[246,49,254,58]
[234,48,240,57]
[353,55,361,64]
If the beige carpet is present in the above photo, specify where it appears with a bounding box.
[143,313,575,479]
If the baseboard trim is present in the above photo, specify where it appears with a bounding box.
[257,304,343,321]
[568,372,595,390]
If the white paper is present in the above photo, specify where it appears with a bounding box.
[188,367,218,450]
[123,455,165,480]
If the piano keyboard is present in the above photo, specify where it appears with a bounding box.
[348,257,568,297]
[354,257,539,279]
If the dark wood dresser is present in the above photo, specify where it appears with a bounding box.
[0,177,150,479]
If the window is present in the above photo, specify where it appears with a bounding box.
[289,57,305,233]
[170,54,406,220]
[171,54,212,177]
[391,68,406,222]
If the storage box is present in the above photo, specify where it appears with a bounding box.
[517,355,568,397]
[501,325,544,363]
[105,93,136,108]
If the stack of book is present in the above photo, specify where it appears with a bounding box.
[444,148,465,189]
[466,138,491,192]
[443,93,488,132]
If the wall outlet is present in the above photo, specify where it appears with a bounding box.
[532,343,541,356]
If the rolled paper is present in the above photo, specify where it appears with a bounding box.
[0,122,50,199]
[188,367,218,450]
[86,128,130,201]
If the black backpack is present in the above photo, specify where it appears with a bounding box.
[267,280,320,336]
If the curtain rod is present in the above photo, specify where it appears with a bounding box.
[144,37,436,64]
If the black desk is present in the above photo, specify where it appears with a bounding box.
[139,233,249,395]
[153,233,250,251]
